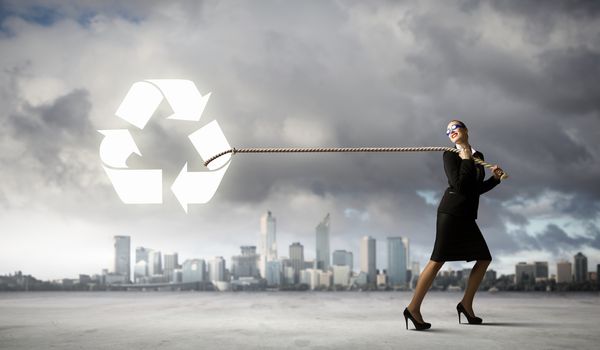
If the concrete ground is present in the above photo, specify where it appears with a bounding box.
[0,291,599,349]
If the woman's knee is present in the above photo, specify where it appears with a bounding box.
[476,259,491,266]
[429,260,445,269]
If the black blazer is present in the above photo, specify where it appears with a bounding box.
[437,149,500,220]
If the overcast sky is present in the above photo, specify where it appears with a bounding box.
[1,0,599,280]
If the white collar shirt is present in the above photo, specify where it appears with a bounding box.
[455,143,477,156]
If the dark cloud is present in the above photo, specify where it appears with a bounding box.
[536,224,592,253]
[6,89,96,187]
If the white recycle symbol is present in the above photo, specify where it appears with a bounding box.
[98,79,232,212]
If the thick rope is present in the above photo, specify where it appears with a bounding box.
[204,146,508,180]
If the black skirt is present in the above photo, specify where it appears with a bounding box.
[430,212,492,262]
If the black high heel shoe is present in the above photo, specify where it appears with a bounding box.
[456,302,482,324]
[403,307,431,330]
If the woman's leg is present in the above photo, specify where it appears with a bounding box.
[459,259,491,316]
[407,260,445,322]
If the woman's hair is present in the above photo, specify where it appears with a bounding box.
[450,119,467,129]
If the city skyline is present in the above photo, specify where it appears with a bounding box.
[1,1,599,284]
[3,209,598,281]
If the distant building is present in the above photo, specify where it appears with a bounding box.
[148,250,162,276]
[136,247,150,263]
[283,266,295,285]
[556,261,572,283]
[574,252,588,282]
[360,236,376,284]
[266,260,282,286]
[515,262,535,285]
[209,256,226,282]
[113,236,131,283]
[351,271,368,287]
[259,211,277,279]
[319,270,332,288]
[231,246,260,279]
[410,261,420,289]
[534,261,549,281]
[332,250,353,270]
[289,242,304,284]
[387,237,408,287]
[133,261,148,283]
[306,269,321,290]
[163,253,179,281]
[332,265,351,287]
[182,259,205,283]
[377,269,388,287]
[484,269,497,283]
[315,213,331,270]
[134,247,150,281]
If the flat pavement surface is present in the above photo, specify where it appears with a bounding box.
[1,291,599,349]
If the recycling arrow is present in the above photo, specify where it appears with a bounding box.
[99,79,232,212]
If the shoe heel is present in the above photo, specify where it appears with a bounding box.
[404,315,408,330]
[457,310,461,324]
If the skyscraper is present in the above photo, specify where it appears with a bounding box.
[209,256,226,282]
[231,246,260,279]
[557,260,572,283]
[113,236,131,283]
[387,237,408,287]
[289,242,304,284]
[515,262,535,285]
[360,236,376,284]
[315,213,331,270]
[266,260,282,286]
[332,250,353,269]
[163,253,179,281]
[134,247,150,282]
[135,247,150,264]
[574,252,588,282]
[148,250,162,276]
[534,261,549,281]
[259,211,277,278]
[182,259,205,283]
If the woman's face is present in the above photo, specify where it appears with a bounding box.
[447,121,468,144]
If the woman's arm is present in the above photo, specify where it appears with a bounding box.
[479,176,500,195]
[443,151,476,193]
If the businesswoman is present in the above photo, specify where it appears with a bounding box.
[403,120,504,330]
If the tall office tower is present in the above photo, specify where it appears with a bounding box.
[259,211,277,278]
[148,250,163,276]
[135,247,150,264]
[387,237,408,287]
[182,259,205,283]
[266,260,282,286]
[163,253,179,281]
[360,236,376,284]
[231,246,260,279]
[209,256,226,282]
[533,261,549,281]
[332,250,353,269]
[402,237,410,269]
[134,247,150,282]
[515,262,535,285]
[289,242,304,284]
[113,236,131,283]
[315,213,331,270]
[556,261,572,283]
[574,252,588,282]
